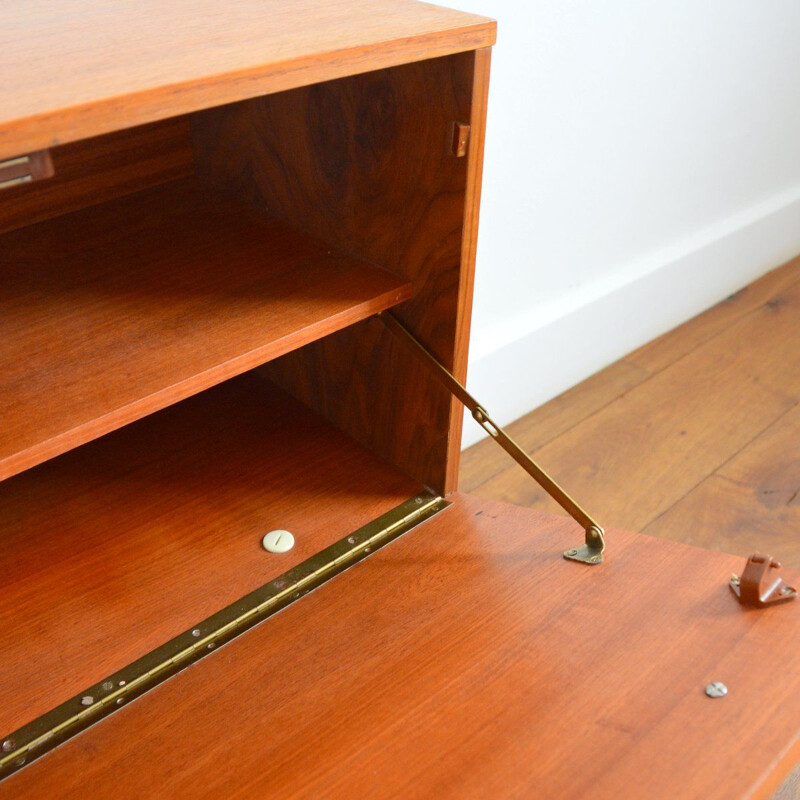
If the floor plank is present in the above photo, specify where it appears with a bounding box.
[461,256,800,495]
[461,256,800,564]
[460,359,648,492]
[643,402,800,563]
[627,255,800,375]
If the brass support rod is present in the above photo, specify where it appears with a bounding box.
[378,311,606,564]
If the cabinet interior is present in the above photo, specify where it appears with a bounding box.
[0,51,479,738]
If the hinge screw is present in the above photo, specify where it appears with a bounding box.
[705,681,728,698]
[1,739,16,753]
[80,695,95,706]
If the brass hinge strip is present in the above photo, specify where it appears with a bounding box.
[0,492,449,781]
[378,311,606,565]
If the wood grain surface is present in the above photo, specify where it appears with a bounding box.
[0,177,411,480]
[0,0,495,160]
[461,256,800,501]
[195,51,490,492]
[466,263,800,543]
[0,374,421,736]
[0,117,193,235]
[644,402,800,564]
[4,493,798,799]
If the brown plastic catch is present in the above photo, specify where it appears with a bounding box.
[730,553,797,608]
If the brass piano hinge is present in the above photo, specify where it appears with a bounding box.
[0,492,449,781]
[378,311,607,565]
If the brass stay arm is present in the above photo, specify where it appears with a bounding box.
[378,311,606,564]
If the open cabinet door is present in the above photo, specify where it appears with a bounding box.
[3,493,798,800]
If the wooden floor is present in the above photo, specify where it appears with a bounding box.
[461,255,800,569]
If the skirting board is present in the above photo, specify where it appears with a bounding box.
[462,186,800,448]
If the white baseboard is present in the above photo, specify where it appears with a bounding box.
[462,186,800,448]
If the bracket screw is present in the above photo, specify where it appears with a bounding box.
[565,549,578,557]
[705,681,728,698]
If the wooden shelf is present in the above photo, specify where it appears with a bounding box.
[0,177,412,480]
[0,373,422,736]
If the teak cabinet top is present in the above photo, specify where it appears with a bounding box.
[0,0,495,159]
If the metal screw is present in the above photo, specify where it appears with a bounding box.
[1,739,16,753]
[118,680,126,687]
[115,698,125,706]
[364,547,371,554]
[565,549,578,557]
[80,696,94,707]
[262,530,295,554]
[191,629,201,638]
[705,681,728,698]
[207,643,216,650]
[102,681,114,691]
[347,536,357,545]
[588,555,602,563]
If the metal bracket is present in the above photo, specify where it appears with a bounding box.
[377,311,606,564]
[730,553,797,608]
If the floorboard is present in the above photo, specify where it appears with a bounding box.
[461,255,800,565]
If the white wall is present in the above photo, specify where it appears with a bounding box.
[440,0,800,446]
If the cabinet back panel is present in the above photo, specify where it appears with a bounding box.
[192,51,485,492]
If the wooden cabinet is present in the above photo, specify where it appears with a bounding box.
[1,3,798,797]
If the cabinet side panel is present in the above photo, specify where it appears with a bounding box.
[192,51,488,492]
[446,46,491,490]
